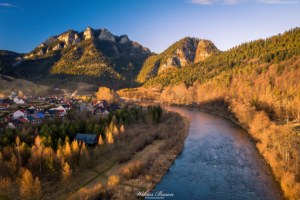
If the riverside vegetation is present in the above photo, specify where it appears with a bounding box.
[118,27,300,200]
[0,89,189,199]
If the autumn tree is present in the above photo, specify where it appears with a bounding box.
[20,169,42,199]
[0,177,11,196]
[16,136,21,167]
[95,87,115,103]
[61,159,72,182]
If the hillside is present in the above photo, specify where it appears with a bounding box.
[144,28,300,88]
[0,75,49,97]
[118,27,300,200]
[136,37,218,83]
[1,27,151,90]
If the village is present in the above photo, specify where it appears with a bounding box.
[0,93,120,136]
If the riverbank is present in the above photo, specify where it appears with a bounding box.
[68,110,189,200]
[119,96,289,199]
[162,104,288,199]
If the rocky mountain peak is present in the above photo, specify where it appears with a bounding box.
[58,30,79,46]
[158,38,218,73]
[119,35,130,44]
[194,40,217,63]
[98,29,116,42]
[83,26,94,40]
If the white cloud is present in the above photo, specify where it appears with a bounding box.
[0,3,12,6]
[189,0,247,4]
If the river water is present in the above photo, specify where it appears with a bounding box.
[149,106,284,200]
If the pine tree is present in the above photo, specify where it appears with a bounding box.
[64,142,72,161]
[16,136,21,167]
[107,131,114,144]
[20,169,34,199]
[98,135,104,145]
[44,157,57,178]
[61,159,72,182]
[0,177,11,196]
[33,177,42,198]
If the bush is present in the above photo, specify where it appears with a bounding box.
[107,175,120,190]
[119,161,147,180]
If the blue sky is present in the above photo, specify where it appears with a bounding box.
[0,0,299,54]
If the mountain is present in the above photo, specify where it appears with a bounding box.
[136,37,218,83]
[144,28,300,88]
[2,27,151,90]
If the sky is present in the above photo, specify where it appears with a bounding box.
[0,0,299,54]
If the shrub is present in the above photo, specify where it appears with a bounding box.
[107,175,120,190]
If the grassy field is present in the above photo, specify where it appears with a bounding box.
[0,75,50,97]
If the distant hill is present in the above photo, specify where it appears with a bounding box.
[1,27,151,90]
[137,37,218,83]
[144,27,300,88]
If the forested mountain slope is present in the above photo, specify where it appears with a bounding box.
[1,27,151,90]
[145,27,300,88]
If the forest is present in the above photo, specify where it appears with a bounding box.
[144,27,300,88]
[0,102,167,199]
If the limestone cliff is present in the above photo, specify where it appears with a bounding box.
[137,37,218,83]
[83,26,94,40]
[158,38,217,73]
[98,29,116,42]
[58,30,79,46]
[119,35,130,44]
[194,40,218,63]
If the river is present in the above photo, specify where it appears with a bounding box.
[146,105,284,200]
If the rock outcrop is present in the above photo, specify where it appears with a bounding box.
[38,49,45,56]
[98,29,116,42]
[43,36,57,46]
[83,26,94,40]
[119,35,130,44]
[53,43,63,51]
[194,40,217,63]
[73,34,81,44]
[58,30,79,46]
[158,38,217,73]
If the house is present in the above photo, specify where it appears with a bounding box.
[28,109,36,114]
[31,114,42,123]
[13,110,26,119]
[0,103,10,108]
[13,97,20,103]
[25,116,36,124]
[109,103,119,111]
[4,116,13,122]
[19,109,30,116]
[6,122,16,130]
[50,106,67,114]
[18,118,28,124]
[12,119,24,129]
[36,107,44,113]
[36,113,45,119]
[16,99,26,104]
[0,123,6,133]
[74,133,99,146]
[98,100,109,109]
[102,109,109,115]
[28,105,36,109]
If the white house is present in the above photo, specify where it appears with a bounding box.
[6,122,16,129]
[13,110,25,119]
[13,97,20,103]
[16,99,25,104]
[50,106,67,114]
